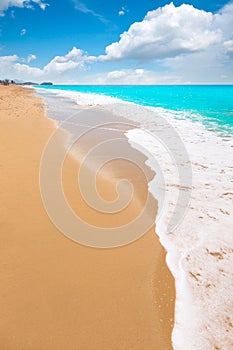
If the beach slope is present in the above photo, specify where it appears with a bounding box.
[0,86,175,349]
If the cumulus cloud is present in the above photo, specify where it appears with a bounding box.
[0,0,48,15]
[0,54,43,80]
[0,54,18,64]
[101,2,222,61]
[213,2,233,38]
[159,2,233,83]
[44,47,96,74]
[14,63,43,77]
[0,47,95,82]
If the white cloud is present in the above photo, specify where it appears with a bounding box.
[0,54,43,80]
[27,54,37,63]
[223,40,233,54]
[101,3,222,61]
[20,28,26,36]
[213,2,233,38]
[107,70,127,79]
[0,54,18,64]
[0,47,96,82]
[94,69,182,85]
[72,0,108,25]
[14,63,43,77]
[38,2,47,10]
[44,47,95,74]
[159,2,233,84]
[0,0,48,14]
[118,6,128,16]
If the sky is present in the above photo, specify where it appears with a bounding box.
[0,0,232,84]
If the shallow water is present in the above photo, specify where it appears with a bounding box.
[36,84,233,135]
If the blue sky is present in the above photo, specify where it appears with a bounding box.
[0,0,233,84]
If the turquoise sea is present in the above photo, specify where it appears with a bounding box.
[36,85,233,135]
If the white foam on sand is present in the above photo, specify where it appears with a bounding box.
[108,103,233,350]
[36,88,233,350]
[35,87,121,105]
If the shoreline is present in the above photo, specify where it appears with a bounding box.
[0,85,175,349]
[35,85,233,349]
[34,85,233,136]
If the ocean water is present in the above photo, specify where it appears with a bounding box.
[36,85,233,135]
[35,85,233,350]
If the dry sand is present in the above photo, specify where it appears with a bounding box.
[0,85,175,349]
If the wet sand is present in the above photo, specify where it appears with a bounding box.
[0,85,175,349]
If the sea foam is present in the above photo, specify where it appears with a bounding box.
[106,101,233,350]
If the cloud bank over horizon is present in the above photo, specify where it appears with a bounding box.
[0,2,233,84]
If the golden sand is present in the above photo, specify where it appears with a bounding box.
[0,85,175,349]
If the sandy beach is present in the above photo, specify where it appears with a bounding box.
[0,85,175,349]
[1,0,232,347]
